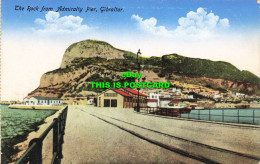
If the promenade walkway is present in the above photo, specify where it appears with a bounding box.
[59,106,260,164]
[61,106,199,164]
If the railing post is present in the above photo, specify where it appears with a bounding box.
[53,118,59,163]
[60,114,63,134]
[198,110,200,120]
[253,110,255,124]
[63,110,66,133]
[222,110,224,122]
[209,109,211,121]
[63,107,67,129]
[238,110,240,123]
[58,117,63,159]
[29,138,42,164]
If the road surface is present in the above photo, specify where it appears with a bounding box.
[54,106,260,164]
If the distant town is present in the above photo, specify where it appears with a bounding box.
[3,80,260,110]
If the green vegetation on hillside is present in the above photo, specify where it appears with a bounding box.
[51,39,260,85]
[122,52,260,84]
[161,54,260,84]
[123,51,162,66]
[50,53,260,85]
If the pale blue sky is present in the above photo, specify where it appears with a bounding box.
[2,0,260,33]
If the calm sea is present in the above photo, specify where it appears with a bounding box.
[1,104,56,163]
[181,108,260,125]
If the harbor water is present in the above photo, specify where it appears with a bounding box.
[1,104,56,163]
[181,108,260,125]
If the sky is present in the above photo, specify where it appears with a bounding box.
[1,0,260,101]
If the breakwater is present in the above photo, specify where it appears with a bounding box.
[8,104,64,110]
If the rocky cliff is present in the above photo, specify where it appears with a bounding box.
[60,40,125,68]
[28,39,260,98]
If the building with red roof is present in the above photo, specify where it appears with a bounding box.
[147,99,158,102]
[112,89,132,97]
[124,88,147,96]
[122,88,147,108]
[97,89,133,108]
[170,100,182,104]
[96,88,147,108]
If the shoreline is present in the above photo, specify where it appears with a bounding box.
[9,108,65,163]
[8,105,64,110]
[2,119,48,163]
[214,103,260,109]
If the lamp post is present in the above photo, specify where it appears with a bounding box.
[136,49,141,112]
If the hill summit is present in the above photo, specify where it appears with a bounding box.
[60,40,125,68]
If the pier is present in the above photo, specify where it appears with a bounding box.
[16,106,260,164]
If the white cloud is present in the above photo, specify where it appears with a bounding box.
[34,11,91,34]
[131,14,173,37]
[175,8,230,36]
[219,18,230,28]
[132,7,230,38]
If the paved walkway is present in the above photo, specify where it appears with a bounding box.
[60,106,260,164]
[61,106,199,164]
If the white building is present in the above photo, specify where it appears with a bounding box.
[168,100,188,108]
[160,92,171,98]
[148,92,172,107]
[149,92,161,107]
[236,92,245,97]
[213,94,221,99]
[149,92,160,99]
[24,96,62,106]
[147,99,158,107]
[188,94,194,99]
[159,98,172,107]
[87,98,94,105]
[23,97,30,105]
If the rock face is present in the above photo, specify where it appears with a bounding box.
[29,68,259,99]
[29,65,104,98]
[60,40,125,68]
[28,67,167,98]
[27,39,260,99]
[176,76,259,94]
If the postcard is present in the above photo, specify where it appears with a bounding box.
[1,0,260,163]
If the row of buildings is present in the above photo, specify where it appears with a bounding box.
[23,88,148,108]
[23,96,63,106]
[23,88,191,109]
[24,85,259,108]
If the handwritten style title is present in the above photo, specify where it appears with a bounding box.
[15,5,124,13]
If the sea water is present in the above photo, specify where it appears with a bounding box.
[1,104,56,163]
[181,108,260,125]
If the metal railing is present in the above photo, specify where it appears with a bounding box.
[182,109,260,125]
[15,106,68,164]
